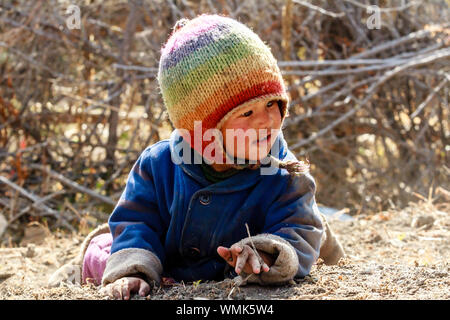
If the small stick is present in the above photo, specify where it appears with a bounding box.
[0,176,75,231]
[28,164,115,206]
[0,176,58,219]
[383,226,392,239]
[244,223,264,266]
[8,190,66,224]
[227,286,235,300]
[233,273,254,288]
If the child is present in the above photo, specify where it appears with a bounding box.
[48,14,344,299]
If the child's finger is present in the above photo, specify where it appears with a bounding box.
[112,284,123,300]
[234,247,249,274]
[139,280,150,297]
[122,284,130,300]
[230,244,243,255]
[247,250,262,274]
[217,246,233,264]
[99,284,112,298]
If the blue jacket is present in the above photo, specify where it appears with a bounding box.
[106,130,324,283]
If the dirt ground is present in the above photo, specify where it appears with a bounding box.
[0,199,448,300]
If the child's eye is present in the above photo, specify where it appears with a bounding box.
[241,110,253,117]
[267,101,275,107]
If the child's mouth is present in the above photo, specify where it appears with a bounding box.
[255,133,271,144]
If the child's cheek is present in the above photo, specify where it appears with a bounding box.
[235,129,253,159]
[224,128,252,159]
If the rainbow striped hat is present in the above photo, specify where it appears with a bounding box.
[157,14,289,160]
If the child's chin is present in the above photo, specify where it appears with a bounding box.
[243,150,270,162]
[232,144,272,162]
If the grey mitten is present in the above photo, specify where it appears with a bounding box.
[235,233,298,286]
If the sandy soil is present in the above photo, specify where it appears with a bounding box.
[0,199,448,300]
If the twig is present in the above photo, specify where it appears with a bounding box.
[351,29,432,59]
[232,273,253,289]
[297,291,330,300]
[383,226,392,239]
[293,0,345,18]
[0,10,120,61]
[290,47,450,150]
[0,41,67,79]
[244,223,264,266]
[343,0,421,13]
[227,286,236,300]
[279,58,408,67]
[8,190,66,224]
[300,77,349,102]
[0,175,74,231]
[282,60,400,76]
[436,187,450,201]
[410,76,449,118]
[112,63,158,73]
[59,92,122,113]
[0,176,58,218]
[64,198,82,220]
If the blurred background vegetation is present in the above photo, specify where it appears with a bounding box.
[0,0,448,244]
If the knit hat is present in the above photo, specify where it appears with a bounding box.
[157,14,289,164]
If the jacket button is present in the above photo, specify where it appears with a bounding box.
[199,194,211,205]
[188,247,200,258]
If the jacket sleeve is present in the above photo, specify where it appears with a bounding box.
[101,149,167,287]
[237,172,324,285]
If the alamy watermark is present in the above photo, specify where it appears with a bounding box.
[366,5,381,30]
[62,4,381,31]
[65,4,81,30]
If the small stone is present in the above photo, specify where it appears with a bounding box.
[360,269,373,275]
[411,215,435,229]
[20,222,49,246]
[316,287,326,294]
[25,244,36,258]
[432,271,447,278]
[367,233,382,243]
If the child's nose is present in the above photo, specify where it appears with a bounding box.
[255,108,273,128]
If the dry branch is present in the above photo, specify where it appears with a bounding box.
[27,165,116,206]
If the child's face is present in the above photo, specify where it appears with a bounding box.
[221,99,282,161]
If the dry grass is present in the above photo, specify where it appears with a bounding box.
[1,197,448,300]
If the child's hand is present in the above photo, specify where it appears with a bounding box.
[217,244,274,276]
[100,276,150,300]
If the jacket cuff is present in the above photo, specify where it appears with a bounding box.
[235,234,298,285]
[101,248,163,287]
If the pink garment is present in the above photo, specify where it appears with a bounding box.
[82,233,112,285]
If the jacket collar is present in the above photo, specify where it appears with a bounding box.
[169,129,290,191]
